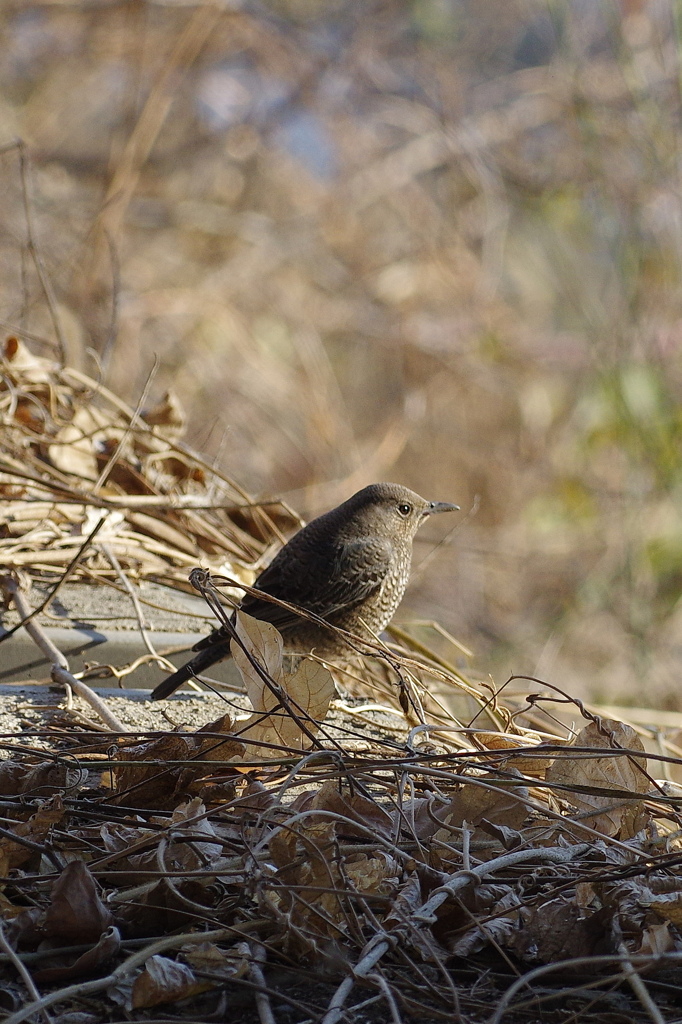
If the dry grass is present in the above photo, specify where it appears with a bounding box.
[2,343,682,1021]
[0,333,299,588]
[1,2,681,706]
[3,20,682,1018]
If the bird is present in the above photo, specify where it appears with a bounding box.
[150,482,459,700]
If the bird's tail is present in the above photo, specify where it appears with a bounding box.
[150,638,232,701]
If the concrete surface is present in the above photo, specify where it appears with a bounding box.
[0,580,243,690]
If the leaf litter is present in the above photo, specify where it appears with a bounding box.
[2,340,682,1021]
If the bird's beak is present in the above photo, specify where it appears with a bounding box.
[424,501,460,516]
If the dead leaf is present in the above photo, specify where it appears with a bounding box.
[448,781,529,830]
[345,852,399,894]
[449,907,519,957]
[236,779,277,814]
[33,926,121,983]
[113,734,193,808]
[475,731,553,778]
[311,780,393,839]
[507,897,608,963]
[141,390,186,437]
[636,921,676,956]
[546,720,650,838]
[0,761,82,797]
[231,611,334,752]
[132,954,211,1008]
[162,798,222,869]
[48,406,111,480]
[181,940,250,979]
[644,891,682,927]
[231,610,284,684]
[194,713,245,762]
[2,336,53,382]
[44,861,113,944]
[286,657,335,724]
[0,796,65,872]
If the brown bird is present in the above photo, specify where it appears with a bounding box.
[150,482,458,700]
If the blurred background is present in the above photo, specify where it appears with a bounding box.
[2,0,682,707]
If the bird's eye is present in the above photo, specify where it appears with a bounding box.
[397,503,412,516]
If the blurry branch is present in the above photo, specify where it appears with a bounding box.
[99,229,120,378]
[616,941,666,1024]
[0,140,68,364]
[347,91,558,211]
[89,4,221,278]
[489,953,682,1024]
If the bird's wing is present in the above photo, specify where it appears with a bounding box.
[238,536,393,630]
[189,537,392,662]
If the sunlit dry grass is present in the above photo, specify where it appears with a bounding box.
[1,1,682,706]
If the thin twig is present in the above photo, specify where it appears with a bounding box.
[0,516,107,646]
[16,140,68,364]
[4,575,129,732]
[617,941,666,1024]
[368,971,404,1024]
[488,953,682,1024]
[98,541,175,671]
[51,666,129,733]
[2,927,242,1024]
[93,357,158,492]
[0,920,54,1024]
[249,941,276,1024]
[321,844,590,1024]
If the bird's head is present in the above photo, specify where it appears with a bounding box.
[342,483,459,542]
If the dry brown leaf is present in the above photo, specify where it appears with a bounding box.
[33,926,121,983]
[475,731,553,777]
[286,656,335,724]
[507,897,606,963]
[113,722,245,809]
[636,921,676,956]
[0,796,65,872]
[345,852,400,894]
[181,940,250,979]
[48,405,113,480]
[236,778,277,813]
[545,719,650,838]
[160,798,222,869]
[194,712,246,762]
[449,906,519,957]
[232,610,284,684]
[269,819,349,943]
[384,872,422,929]
[311,780,393,839]
[433,780,529,840]
[381,871,435,956]
[113,734,193,808]
[132,954,212,1008]
[99,821,157,865]
[141,390,186,438]
[270,819,337,876]
[232,611,334,752]
[44,861,113,944]
[645,891,682,927]
[0,761,82,797]
[2,335,54,383]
